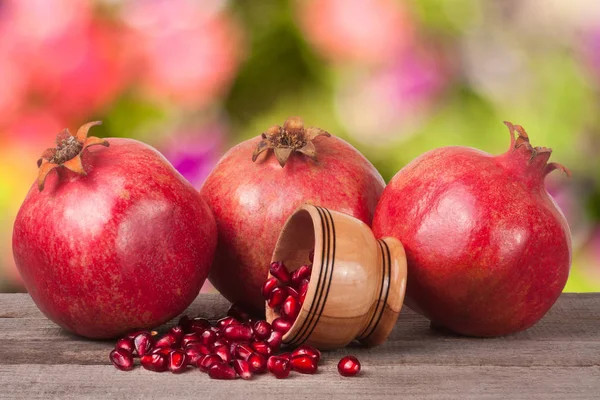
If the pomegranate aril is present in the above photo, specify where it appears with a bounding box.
[140,353,168,372]
[298,279,310,304]
[234,343,254,361]
[217,316,240,329]
[268,286,288,308]
[151,347,172,356]
[190,318,212,334]
[213,345,232,364]
[125,330,147,340]
[198,354,222,372]
[227,303,252,322]
[248,353,267,374]
[278,352,291,361]
[115,338,134,354]
[223,324,253,342]
[133,332,154,356]
[267,356,291,379]
[291,265,312,286]
[291,345,321,363]
[262,277,279,300]
[155,333,178,348]
[266,331,283,351]
[286,287,299,299]
[185,348,204,366]
[270,261,292,284]
[181,333,201,348]
[251,341,272,358]
[291,354,318,374]
[281,296,301,321]
[185,342,211,354]
[208,362,236,380]
[233,359,253,380]
[272,317,292,334]
[168,349,188,373]
[252,320,272,340]
[168,326,184,342]
[338,356,361,377]
[209,326,223,338]
[110,348,134,371]
[212,338,230,349]
[199,329,218,346]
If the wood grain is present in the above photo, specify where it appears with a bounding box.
[1,293,599,399]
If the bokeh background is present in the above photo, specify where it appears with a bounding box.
[1,0,599,293]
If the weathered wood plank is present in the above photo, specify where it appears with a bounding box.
[0,364,597,399]
[1,294,600,369]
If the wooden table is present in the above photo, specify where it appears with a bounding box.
[1,293,599,399]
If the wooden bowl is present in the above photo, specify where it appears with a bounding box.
[266,204,407,350]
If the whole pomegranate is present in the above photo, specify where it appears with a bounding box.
[201,117,385,312]
[12,122,217,339]
[372,122,572,337]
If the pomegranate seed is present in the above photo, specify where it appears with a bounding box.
[338,356,361,377]
[262,277,279,300]
[208,362,236,380]
[185,342,211,353]
[169,326,184,342]
[209,326,223,338]
[234,343,254,361]
[248,353,267,374]
[178,316,192,333]
[125,330,148,340]
[181,333,201,348]
[291,265,312,286]
[281,296,301,321]
[198,354,222,372]
[140,353,168,372]
[298,279,310,304]
[278,352,291,361]
[291,345,321,363]
[115,338,134,354]
[233,359,253,380]
[266,330,283,351]
[286,287,299,299]
[212,338,230,349]
[185,347,204,366]
[270,261,292,284]
[168,349,188,373]
[252,320,272,340]
[251,341,272,358]
[223,324,253,342]
[151,347,172,356]
[190,318,212,334]
[213,345,232,364]
[227,303,252,322]
[309,250,314,263]
[133,332,154,356]
[217,316,240,329]
[272,317,292,334]
[290,354,318,374]
[155,333,178,348]
[268,286,288,309]
[109,348,134,371]
[267,356,291,379]
[290,354,317,374]
[199,329,218,346]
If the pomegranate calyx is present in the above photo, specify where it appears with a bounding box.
[503,121,570,178]
[37,121,108,191]
[252,116,331,167]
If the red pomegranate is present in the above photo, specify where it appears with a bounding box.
[12,122,217,339]
[201,117,385,312]
[372,122,572,337]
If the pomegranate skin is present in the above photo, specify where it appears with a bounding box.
[13,138,217,339]
[372,123,572,337]
[201,118,384,312]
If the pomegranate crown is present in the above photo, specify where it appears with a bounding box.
[252,117,331,167]
[36,121,108,191]
[503,121,570,178]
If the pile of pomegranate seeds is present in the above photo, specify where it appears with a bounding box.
[109,257,361,379]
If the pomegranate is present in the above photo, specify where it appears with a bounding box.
[233,359,253,380]
[109,348,134,371]
[12,122,217,339]
[167,349,188,373]
[247,353,267,374]
[372,122,572,336]
[337,356,361,377]
[140,353,168,372]
[208,362,236,380]
[290,355,318,374]
[201,117,385,312]
[267,356,291,379]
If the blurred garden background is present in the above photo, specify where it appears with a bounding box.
[1,0,599,293]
